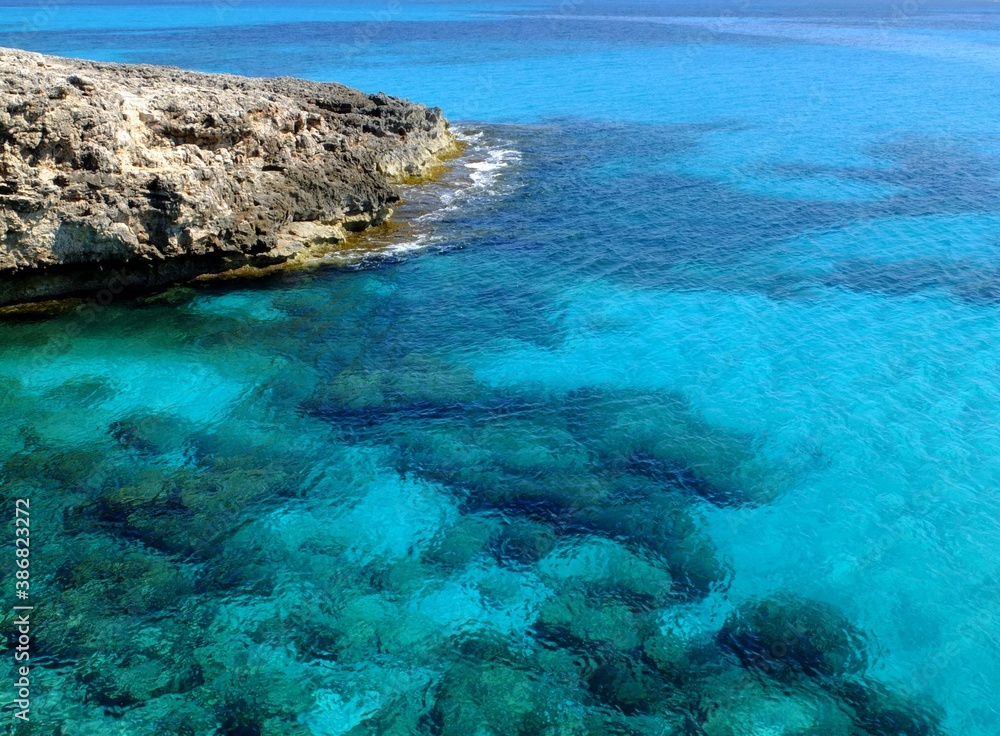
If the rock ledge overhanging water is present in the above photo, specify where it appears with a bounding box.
[0,47,455,305]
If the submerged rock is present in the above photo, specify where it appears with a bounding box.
[488,517,559,568]
[538,536,673,611]
[718,594,869,680]
[138,694,220,736]
[305,354,482,422]
[428,660,589,736]
[110,412,195,455]
[832,677,946,736]
[0,47,454,305]
[78,654,195,708]
[394,412,607,521]
[573,487,730,601]
[563,387,790,508]
[422,512,499,570]
[696,675,855,736]
[82,462,289,559]
[586,650,676,717]
[53,543,194,615]
[392,398,729,600]
[534,590,655,654]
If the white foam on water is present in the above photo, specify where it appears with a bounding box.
[423,127,522,216]
[466,147,521,187]
[303,128,522,266]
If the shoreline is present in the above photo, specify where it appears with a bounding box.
[0,142,467,319]
[0,126,523,319]
[0,47,458,308]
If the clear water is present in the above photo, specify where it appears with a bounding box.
[2,1,1000,734]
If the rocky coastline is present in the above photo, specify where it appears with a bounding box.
[0,47,455,306]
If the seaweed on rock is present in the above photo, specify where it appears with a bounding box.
[571,485,731,601]
[391,412,607,522]
[426,660,592,736]
[110,412,197,456]
[53,540,195,615]
[585,649,678,718]
[303,354,484,424]
[0,339,953,736]
[694,674,856,736]
[487,516,560,568]
[538,536,674,613]
[832,677,946,736]
[718,593,870,680]
[562,386,794,509]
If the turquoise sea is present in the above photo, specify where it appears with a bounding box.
[3,1,1000,734]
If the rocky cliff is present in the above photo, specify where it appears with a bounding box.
[0,47,455,306]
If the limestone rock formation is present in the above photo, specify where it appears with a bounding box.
[0,47,455,305]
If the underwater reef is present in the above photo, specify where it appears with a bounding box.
[0,47,454,305]
[0,341,947,735]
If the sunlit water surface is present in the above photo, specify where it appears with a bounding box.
[2,1,1000,734]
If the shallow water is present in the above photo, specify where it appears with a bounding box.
[2,1,1000,734]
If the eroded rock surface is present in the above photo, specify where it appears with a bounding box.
[0,47,454,305]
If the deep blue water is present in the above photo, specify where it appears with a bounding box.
[2,1,1000,734]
